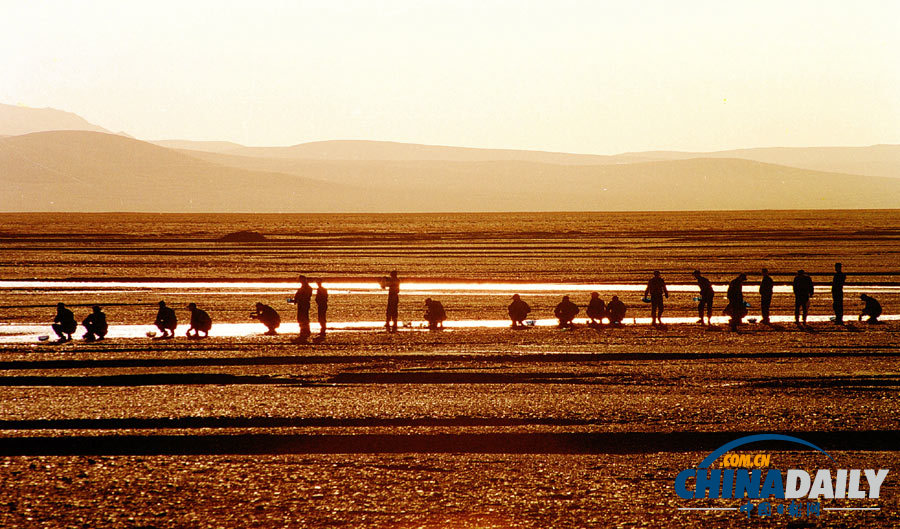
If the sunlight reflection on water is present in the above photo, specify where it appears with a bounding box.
[1,315,897,344]
[2,280,898,295]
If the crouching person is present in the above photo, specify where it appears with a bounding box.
[82,305,108,341]
[424,298,447,330]
[251,302,281,335]
[52,302,77,343]
[186,303,212,338]
[154,301,177,338]
[554,295,579,329]
[859,294,883,324]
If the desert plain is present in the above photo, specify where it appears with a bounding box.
[0,210,898,528]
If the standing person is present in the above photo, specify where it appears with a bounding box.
[423,298,447,330]
[725,274,748,331]
[381,270,400,332]
[82,305,108,341]
[586,292,606,326]
[792,270,814,327]
[859,294,883,324]
[606,295,627,326]
[643,270,669,327]
[250,302,281,335]
[832,262,846,325]
[186,303,212,338]
[554,295,579,328]
[315,280,328,341]
[51,302,77,343]
[508,294,531,329]
[154,301,177,339]
[759,268,774,325]
[692,270,715,326]
[292,275,313,343]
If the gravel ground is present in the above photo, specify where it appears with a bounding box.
[0,324,898,527]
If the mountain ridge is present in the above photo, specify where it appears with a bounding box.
[2,130,899,213]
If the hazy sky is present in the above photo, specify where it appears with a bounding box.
[3,1,899,153]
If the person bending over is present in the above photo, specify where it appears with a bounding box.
[251,302,281,335]
[693,270,715,326]
[424,298,447,330]
[859,294,883,324]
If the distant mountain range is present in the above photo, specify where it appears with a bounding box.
[154,138,900,180]
[1,103,898,212]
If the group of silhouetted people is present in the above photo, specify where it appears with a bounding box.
[51,303,107,343]
[152,300,211,339]
[46,264,887,343]
[688,263,882,331]
[288,275,328,343]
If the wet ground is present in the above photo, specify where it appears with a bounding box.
[0,324,898,527]
[1,210,898,527]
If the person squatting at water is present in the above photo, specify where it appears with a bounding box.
[586,292,606,326]
[792,270,815,327]
[381,270,401,333]
[759,268,774,325]
[315,280,328,342]
[554,295,579,329]
[186,303,212,338]
[644,270,669,327]
[291,275,313,343]
[250,302,281,335]
[859,294,883,323]
[832,262,846,325]
[51,302,77,343]
[606,295,627,326]
[154,300,177,339]
[725,273,748,332]
[423,298,447,330]
[81,305,108,341]
[508,294,531,329]
[693,270,715,326]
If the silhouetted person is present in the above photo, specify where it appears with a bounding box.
[315,281,328,340]
[606,295,627,326]
[832,262,846,325]
[725,273,748,331]
[51,302,77,343]
[644,270,669,326]
[423,298,446,330]
[792,270,814,326]
[759,268,774,325]
[292,275,313,343]
[381,270,400,332]
[693,270,715,326]
[186,302,211,338]
[508,294,531,329]
[155,301,177,338]
[251,302,280,335]
[82,305,107,341]
[586,292,606,325]
[859,294,882,324]
[554,295,579,328]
